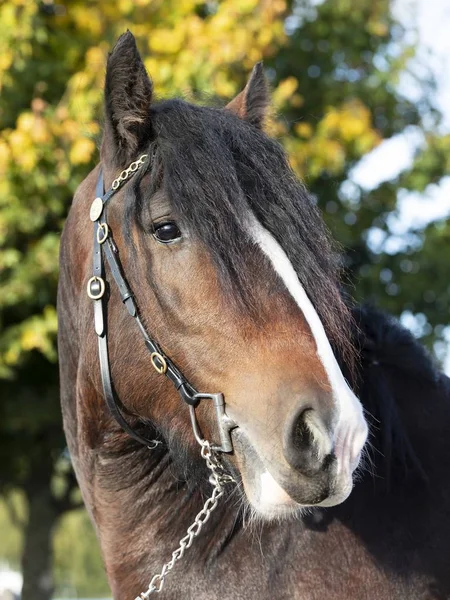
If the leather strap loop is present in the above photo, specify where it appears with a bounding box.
[103,239,138,317]
[98,327,157,447]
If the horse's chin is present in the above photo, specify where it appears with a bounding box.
[231,429,354,521]
[244,468,308,521]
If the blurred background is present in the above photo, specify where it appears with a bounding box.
[0,0,449,598]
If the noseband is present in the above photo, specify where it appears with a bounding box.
[88,153,236,453]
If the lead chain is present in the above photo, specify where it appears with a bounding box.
[134,441,235,599]
[112,154,148,190]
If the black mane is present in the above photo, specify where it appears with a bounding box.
[125,98,353,364]
[354,304,442,482]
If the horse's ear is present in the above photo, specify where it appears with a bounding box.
[102,31,153,166]
[225,63,269,129]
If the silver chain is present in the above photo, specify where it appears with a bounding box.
[134,441,235,599]
[112,154,148,190]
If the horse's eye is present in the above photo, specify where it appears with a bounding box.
[153,221,182,244]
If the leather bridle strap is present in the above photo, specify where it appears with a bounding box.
[101,238,198,405]
[92,172,160,447]
[88,161,235,452]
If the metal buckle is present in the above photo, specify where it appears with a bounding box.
[189,393,237,453]
[150,352,168,375]
[87,276,105,300]
[96,222,109,244]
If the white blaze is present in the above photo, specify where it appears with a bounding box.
[259,471,294,508]
[247,214,368,469]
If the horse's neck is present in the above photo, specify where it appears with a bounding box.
[92,442,241,596]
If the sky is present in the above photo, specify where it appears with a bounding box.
[350,0,450,373]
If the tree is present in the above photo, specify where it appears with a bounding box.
[265,0,449,349]
[0,0,448,597]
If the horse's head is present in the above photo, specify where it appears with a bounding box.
[94,32,368,519]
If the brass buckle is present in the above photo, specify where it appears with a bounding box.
[96,222,109,244]
[87,276,105,300]
[150,352,167,375]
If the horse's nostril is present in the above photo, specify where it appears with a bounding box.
[292,409,315,451]
[284,408,332,476]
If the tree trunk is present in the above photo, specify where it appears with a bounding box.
[21,484,58,600]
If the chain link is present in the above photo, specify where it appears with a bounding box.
[134,441,235,600]
[112,154,148,190]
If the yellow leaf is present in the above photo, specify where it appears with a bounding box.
[295,122,313,139]
[70,138,96,165]
[273,77,299,109]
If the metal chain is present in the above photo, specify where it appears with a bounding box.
[112,154,148,190]
[134,441,235,600]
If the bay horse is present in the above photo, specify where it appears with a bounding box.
[58,32,450,599]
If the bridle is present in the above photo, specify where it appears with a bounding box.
[87,153,236,597]
[88,152,237,453]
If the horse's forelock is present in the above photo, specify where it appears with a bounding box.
[125,99,355,372]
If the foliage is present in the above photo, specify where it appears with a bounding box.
[0,493,24,567]
[0,0,448,595]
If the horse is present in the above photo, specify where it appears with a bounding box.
[58,32,450,600]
